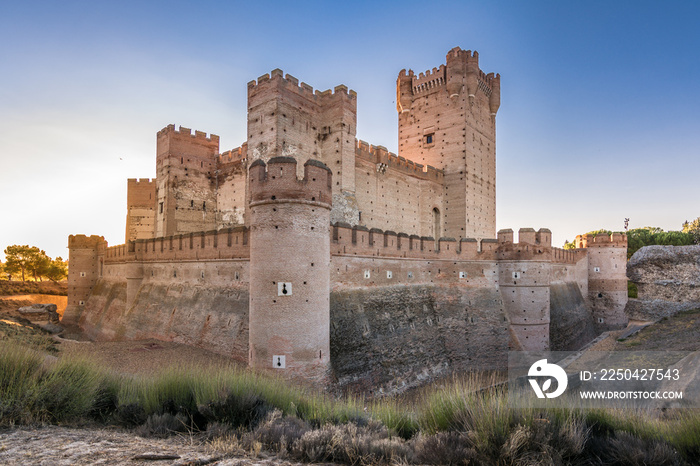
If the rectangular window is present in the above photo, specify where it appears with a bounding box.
[159,202,163,213]
[425,133,434,145]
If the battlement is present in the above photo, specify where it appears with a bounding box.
[218,143,248,165]
[247,69,356,103]
[104,226,250,263]
[127,178,156,209]
[128,178,154,185]
[249,157,332,206]
[412,65,446,94]
[551,247,586,264]
[157,124,220,145]
[497,228,552,247]
[68,234,107,250]
[331,222,498,260]
[575,232,628,248]
[447,46,479,61]
[355,139,443,182]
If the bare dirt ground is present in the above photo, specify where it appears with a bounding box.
[587,310,700,353]
[58,338,244,376]
[0,426,303,465]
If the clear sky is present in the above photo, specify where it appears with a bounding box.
[1,0,699,261]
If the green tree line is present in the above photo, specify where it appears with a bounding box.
[1,245,68,282]
[563,217,700,259]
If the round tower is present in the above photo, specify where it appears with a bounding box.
[248,156,332,383]
[577,233,629,331]
[497,228,553,351]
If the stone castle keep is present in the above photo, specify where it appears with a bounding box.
[66,48,628,391]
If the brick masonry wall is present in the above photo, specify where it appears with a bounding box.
[155,125,219,237]
[126,179,156,242]
[78,260,250,361]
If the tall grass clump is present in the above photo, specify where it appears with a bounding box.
[0,343,117,425]
[34,357,111,423]
[0,342,43,424]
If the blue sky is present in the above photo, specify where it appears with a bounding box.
[1,0,699,261]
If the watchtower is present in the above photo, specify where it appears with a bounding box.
[247,70,358,225]
[576,233,629,331]
[397,47,500,240]
[247,157,332,382]
[64,235,107,323]
[154,125,219,237]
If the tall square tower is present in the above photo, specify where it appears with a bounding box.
[397,47,500,240]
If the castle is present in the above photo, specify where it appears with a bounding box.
[65,48,628,391]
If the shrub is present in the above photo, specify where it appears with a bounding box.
[413,432,477,464]
[199,391,271,430]
[135,412,191,438]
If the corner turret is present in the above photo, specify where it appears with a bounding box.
[575,232,629,331]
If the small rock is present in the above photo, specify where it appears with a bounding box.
[39,323,64,334]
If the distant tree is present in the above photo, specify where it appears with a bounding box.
[3,245,64,282]
[4,245,38,282]
[563,240,576,250]
[626,227,693,259]
[585,229,613,237]
[44,257,68,282]
[682,217,700,244]
[0,261,5,280]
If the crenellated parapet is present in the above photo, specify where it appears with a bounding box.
[355,139,443,182]
[247,69,357,105]
[68,234,107,251]
[104,226,250,263]
[445,47,500,112]
[156,124,220,169]
[412,65,447,94]
[575,232,628,249]
[157,124,219,149]
[551,247,585,264]
[218,143,248,166]
[249,157,332,207]
[331,222,498,260]
[496,228,553,261]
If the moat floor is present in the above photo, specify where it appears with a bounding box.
[0,426,302,465]
[58,337,243,376]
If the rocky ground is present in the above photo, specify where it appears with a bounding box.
[0,426,304,465]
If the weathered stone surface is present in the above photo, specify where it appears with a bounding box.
[79,279,249,362]
[626,245,700,320]
[18,303,60,322]
[330,285,507,394]
[549,283,598,351]
[39,322,64,334]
